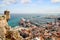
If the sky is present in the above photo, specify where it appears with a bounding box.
[0,0,60,14]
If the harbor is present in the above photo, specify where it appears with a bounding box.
[0,11,60,40]
[0,0,60,40]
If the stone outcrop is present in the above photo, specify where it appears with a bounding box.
[6,30,23,40]
[0,14,11,40]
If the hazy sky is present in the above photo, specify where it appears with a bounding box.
[0,0,60,14]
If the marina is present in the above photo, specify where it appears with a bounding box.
[0,0,60,40]
[0,11,60,40]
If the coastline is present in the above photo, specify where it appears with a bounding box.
[0,12,60,40]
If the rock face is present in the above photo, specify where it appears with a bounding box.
[0,15,10,40]
[6,30,23,40]
[0,11,23,40]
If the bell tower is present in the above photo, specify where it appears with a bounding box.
[4,10,10,22]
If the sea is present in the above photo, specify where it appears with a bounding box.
[8,14,58,27]
[0,13,60,27]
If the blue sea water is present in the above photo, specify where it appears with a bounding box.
[8,14,55,27]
